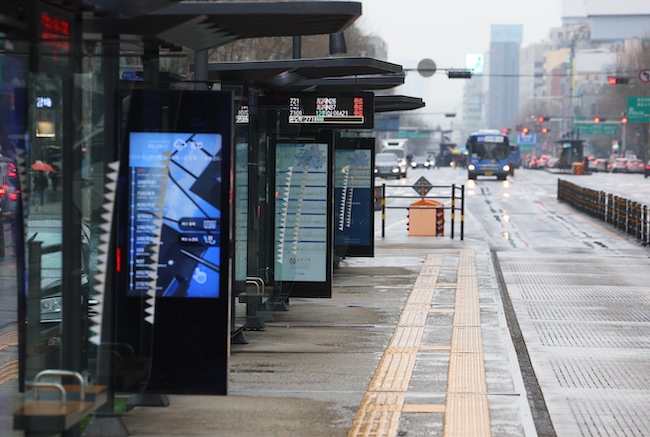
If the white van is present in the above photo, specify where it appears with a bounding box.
[380,138,409,164]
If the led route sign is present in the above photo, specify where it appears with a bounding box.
[289,96,366,125]
[262,92,374,129]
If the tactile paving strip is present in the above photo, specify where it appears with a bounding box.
[350,251,490,437]
[349,253,446,436]
[444,249,490,437]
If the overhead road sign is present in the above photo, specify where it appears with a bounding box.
[395,130,435,139]
[574,122,618,135]
[627,96,650,122]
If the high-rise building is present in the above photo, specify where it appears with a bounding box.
[487,24,523,130]
[461,54,486,139]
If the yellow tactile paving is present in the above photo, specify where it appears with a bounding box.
[0,359,19,384]
[402,404,446,413]
[350,250,490,437]
[0,330,19,350]
[350,391,405,437]
[388,326,424,349]
[444,249,491,437]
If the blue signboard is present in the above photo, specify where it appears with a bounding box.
[334,137,375,257]
[517,132,536,145]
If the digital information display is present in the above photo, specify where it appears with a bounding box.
[262,92,374,130]
[274,143,329,282]
[334,138,375,257]
[128,132,222,298]
[234,142,248,282]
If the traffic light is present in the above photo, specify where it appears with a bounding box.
[522,127,529,134]
[536,116,549,123]
[621,113,628,124]
[607,76,629,85]
[593,117,607,123]
[447,69,473,79]
[501,128,510,135]
[541,127,550,134]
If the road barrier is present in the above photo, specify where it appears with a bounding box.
[377,182,465,240]
[557,179,650,245]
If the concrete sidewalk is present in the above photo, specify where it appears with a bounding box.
[115,215,535,437]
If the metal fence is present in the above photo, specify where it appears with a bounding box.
[557,179,650,245]
[375,182,465,240]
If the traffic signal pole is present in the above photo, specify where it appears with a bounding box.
[621,121,627,156]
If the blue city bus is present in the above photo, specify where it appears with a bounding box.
[466,130,512,180]
[509,144,521,169]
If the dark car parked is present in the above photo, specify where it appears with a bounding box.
[374,152,407,179]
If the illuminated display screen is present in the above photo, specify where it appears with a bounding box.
[476,135,506,143]
[35,3,73,69]
[334,138,375,257]
[128,132,222,298]
[274,143,329,282]
[289,96,365,124]
[262,92,374,129]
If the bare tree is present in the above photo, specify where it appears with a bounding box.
[209,23,375,62]
[596,39,650,159]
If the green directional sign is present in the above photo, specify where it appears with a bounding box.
[574,123,618,135]
[627,96,650,122]
[396,130,435,139]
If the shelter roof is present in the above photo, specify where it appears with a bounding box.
[83,1,362,51]
[205,57,403,89]
[375,95,425,113]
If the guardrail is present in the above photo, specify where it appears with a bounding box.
[375,182,465,240]
[557,179,650,245]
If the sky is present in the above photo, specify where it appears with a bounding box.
[356,0,564,127]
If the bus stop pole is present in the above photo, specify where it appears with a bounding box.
[460,185,465,240]
[450,184,455,239]
[381,183,386,238]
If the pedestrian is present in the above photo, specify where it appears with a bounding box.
[33,171,48,207]
[50,165,60,193]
